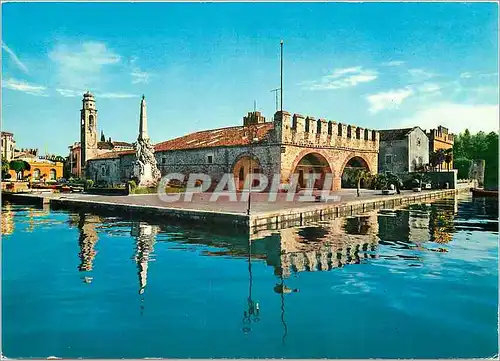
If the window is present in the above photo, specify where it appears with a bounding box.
[207,155,213,164]
[162,158,166,164]
[416,138,421,146]
[385,155,392,164]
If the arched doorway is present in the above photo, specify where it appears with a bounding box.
[341,156,370,188]
[292,152,332,190]
[232,156,262,190]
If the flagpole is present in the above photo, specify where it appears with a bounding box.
[280,40,283,113]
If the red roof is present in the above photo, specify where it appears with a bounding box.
[92,150,135,160]
[154,123,274,152]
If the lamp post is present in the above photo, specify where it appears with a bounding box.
[246,123,258,216]
[280,40,283,113]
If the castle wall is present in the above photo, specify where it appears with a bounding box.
[274,111,379,190]
[155,144,281,186]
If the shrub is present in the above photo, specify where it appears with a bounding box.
[128,180,137,190]
[85,179,94,189]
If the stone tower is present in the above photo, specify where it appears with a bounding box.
[80,91,98,176]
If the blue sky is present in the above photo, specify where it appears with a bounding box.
[2,2,498,155]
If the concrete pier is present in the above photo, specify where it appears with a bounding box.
[2,186,470,234]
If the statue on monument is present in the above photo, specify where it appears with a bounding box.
[133,95,161,187]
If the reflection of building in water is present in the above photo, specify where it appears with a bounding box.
[77,213,101,273]
[131,222,159,295]
[276,213,379,278]
[408,206,431,243]
[26,205,50,233]
[429,202,455,244]
[1,203,14,235]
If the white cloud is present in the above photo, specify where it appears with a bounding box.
[400,103,499,134]
[97,92,137,99]
[56,88,84,97]
[417,83,441,94]
[366,88,413,114]
[130,56,152,84]
[382,60,405,67]
[408,68,436,82]
[131,69,151,84]
[460,72,473,79]
[1,42,29,74]
[306,66,378,90]
[49,41,121,88]
[2,78,47,96]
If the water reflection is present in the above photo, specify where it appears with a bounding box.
[2,202,14,235]
[242,241,260,334]
[75,213,101,283]
[131,222,159,295]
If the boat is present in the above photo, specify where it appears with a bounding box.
[471,188,498,197]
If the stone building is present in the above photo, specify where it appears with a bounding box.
[88,100,380,190]
[1,131,16,161]
[427,125,454,169]
[68,92,133,178]
[378,127,429,176]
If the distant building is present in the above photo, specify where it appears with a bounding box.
[427,126,454,170]
[378,127,429,176]
[68,92,134,178]
[1,131,16,161]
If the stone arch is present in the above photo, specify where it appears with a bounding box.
[339,154,372,189]
[289,150,334,190]
[232,153,262,190]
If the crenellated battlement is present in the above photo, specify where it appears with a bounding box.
[274,111,379,151]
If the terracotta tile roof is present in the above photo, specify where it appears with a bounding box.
[154,123,274,152]
[92,150,135,160]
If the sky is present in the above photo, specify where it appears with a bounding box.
[2,2,499,156]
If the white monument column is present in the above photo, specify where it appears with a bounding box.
[133,95,161,187]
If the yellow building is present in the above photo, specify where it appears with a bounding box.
[8,157,64,181]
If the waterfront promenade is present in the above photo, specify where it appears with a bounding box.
[2,185,471,233]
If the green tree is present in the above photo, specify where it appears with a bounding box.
[2,157,10,176]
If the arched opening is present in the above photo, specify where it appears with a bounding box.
[232,156,262,190]
[292,152,332,190]
[89,114,94,129]
[33,168,41,180]
[341,156,370,189]
[49,169,57,181]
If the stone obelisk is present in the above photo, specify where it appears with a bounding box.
[133,95,161,187]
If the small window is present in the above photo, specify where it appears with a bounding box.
[207,155,213,164]
[162,158,166,164]
[385,155,392,164]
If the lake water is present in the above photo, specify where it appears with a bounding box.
[2,194,498,358]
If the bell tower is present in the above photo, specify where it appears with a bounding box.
[80,91,98,176]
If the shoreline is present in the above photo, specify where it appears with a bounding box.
[2,186,471,234]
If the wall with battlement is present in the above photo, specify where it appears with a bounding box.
[274,111,379,152]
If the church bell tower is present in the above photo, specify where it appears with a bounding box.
[80,91,98,176]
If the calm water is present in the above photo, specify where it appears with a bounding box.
[2,194,498,358]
